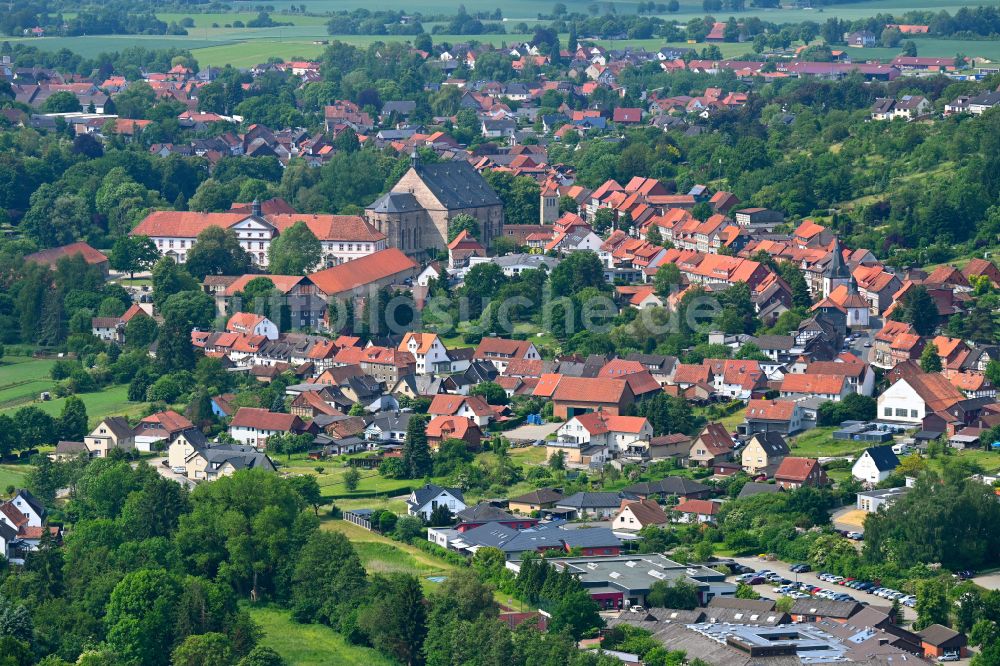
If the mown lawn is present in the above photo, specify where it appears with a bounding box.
[247,605,398,666]
[788,427,870,458]
[1,384,149,426]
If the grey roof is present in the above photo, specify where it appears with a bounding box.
[382,100,416,115]
[409,483,464,509]
[98,416,134,439]
[917,624,964,647]
[509,487,563,505]
[366,411,416,431]
[412,160,502,210]
[13,488,44,518]
[752,335,795,350]
[556,491,636,509]
[624,476,711,497]
[0,520,15,543]
[737,482,782,499]
[707,596,776,612]
[192,444,275,473]
[862,445,900,471]
[172,428,208,448]
[492,253,560,271]
[749,432,790,456]
[790,598,863,619]
[625,353,678,373]
[55,440,88,454]
[457,502,515,523]
[367,191,422,214]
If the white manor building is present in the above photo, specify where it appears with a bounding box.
[131,200,387,269]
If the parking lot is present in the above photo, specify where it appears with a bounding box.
[730,556,917,622]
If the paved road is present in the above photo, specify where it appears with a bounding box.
[730,555,916,622]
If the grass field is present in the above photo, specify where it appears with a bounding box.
[789,427,871,458]
[322,518,456,591]
[247,605,398,666]
[0,357,57,412]
[0,356,148,425]
[0,465,29,489]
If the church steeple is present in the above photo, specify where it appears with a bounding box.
[410,149,420,168]
[825,237,850,280]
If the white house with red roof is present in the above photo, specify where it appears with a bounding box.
[134,410,195,452]
[226,312,279,340]
[672,499,719,524]
[229,407,307,449]
[428,394,495,427]
[556,411,652,455]
[473,337,540,373]
[131,200,385,268]
[398,332,451,375]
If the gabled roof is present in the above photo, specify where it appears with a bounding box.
[780,373,847,396]
[308,248,417,295]
[557,491,635,509]
[616,498,668,525]
[774,457,821,482]
[749,432,790,456]
[897,372,965,412]
[673,499,718,515]
[509,487,563,505]
[571,411,649,435]
[25,241,107,268]
[230,408,304,432]
[409,483,464,509]
[411,160,502,209]
[859,445,900,472]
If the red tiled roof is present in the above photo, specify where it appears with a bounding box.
[139,410,193,433]
[774,457,821,482]
[552,376,629,404]
[674,499,719,515]
[780,373,846,396]
[230,407,304,431]
[572,411,649,435]
[267,213,385,243]
[131,211,247,237]
[745,399,797,421]
[308,248,417,296]
[25,241,108,267]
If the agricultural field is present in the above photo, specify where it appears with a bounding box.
[0,356,149,425]
[0,356,57,412]
[247,605,398,666]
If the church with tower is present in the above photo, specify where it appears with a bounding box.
[366,153,504,259]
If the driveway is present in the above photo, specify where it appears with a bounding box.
[145,456,197,489]
[730,555,916,622]
[971,571,1000,591]
[504,421,562,443]
[831,507,868,533]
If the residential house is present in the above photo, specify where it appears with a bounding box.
[779,373,850,402]
[85,417,135,458]
[688,423,735,467]
[555,412,653,456]
[428,394,495,428]
[555,491,638,519]
[774,457,828,489]
[398,332,451,375]
[852,446,900,484]
[877,372,965,425]
[407,483,466,520]
[134,411,194,452]
[613,498,669,531]
[473,337,541,372]
[508,488,564,514]
[672,499,720,524]
[740,432,790,476]
[229,408,307,449]
[426,415,482,450]
[743,399,806,436]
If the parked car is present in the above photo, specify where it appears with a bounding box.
[938,652,960,662]
[847,532,864,540]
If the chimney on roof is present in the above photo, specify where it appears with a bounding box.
[251,198,261,217]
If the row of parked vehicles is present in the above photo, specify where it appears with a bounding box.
[816,573,916,608]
